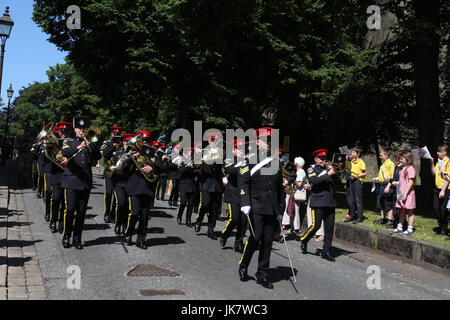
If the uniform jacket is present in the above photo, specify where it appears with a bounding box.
[239,154,286,216]
[61,138,101,190]
[199,163,223,193]
[223,158,245,204]
[178,162,199,193]
[124,151,162,196]
[307,164,341,207]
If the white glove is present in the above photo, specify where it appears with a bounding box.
[241,206,251,216]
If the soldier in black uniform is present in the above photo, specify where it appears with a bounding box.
[110,133,133,235]
[101,126,124,223]
[194,133,224,240]
[36,140,46,199]
[192,142,202,214]
[238,127,287,289]
[61,117,101,249]
[168,143,182,207]
[219,139,247,253]
[155,144,170,201]
[300,149,341,262]
[123,134,160,249]
[49,122,72,233]
[42,142,53,222]
[30,142,40,191]
[176,148,199,227]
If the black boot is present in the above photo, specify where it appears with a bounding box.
[208,230,217,240]
[62,236,71,249]
[300,241,307,254]
[125,235,133,245]
[49,222,57,233]
[194,223,201,233]
[104,215,111,223]
[72,237,83,250]
[239,266,250,282]
[114,225,121,235]
[186,220,193,227]
[177,216,182,225]
[219,236,227,247]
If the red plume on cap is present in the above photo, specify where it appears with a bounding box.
[312,149,328,157]
[256,127,274,138]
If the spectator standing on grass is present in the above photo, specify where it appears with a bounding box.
[388,151,404,228]
[430,145,450,237]
[391,151,416,236]
[373,147,396,229]
[344,147,366,224]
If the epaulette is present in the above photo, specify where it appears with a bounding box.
[307,166,315,174]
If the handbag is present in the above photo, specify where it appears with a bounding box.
[294,188,307,201]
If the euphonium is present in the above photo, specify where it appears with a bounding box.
[37,122,66,170]
[128,134,159,183]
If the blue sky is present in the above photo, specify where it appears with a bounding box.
[1,0,67,104]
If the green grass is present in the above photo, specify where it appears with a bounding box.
[335,208,450,248]
[335,183,450,248]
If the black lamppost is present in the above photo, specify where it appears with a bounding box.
[5,83,13,139]
[0,7,14,94]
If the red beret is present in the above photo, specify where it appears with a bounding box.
[183,147,194,154]
[121,133,135,141]
[193,141,202,148]
[160,143,167,149]
[110,126,124,134]
[151,141,161,147]
[312,149,328,157]
[136,130,151,140]
[256,127,274,138]
[57,122,73,129]
[205,131,221,141]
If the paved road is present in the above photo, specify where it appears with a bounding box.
[17,174,450,300]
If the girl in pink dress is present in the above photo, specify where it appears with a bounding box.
[392,151,416,235]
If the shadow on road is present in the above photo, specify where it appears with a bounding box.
[83,235,124,247]
[150,211,173,218]
[146,236,185,247]
[0,239,43,248]
[268,266,298,284]
[83,223,111,231]
[147,227,164,234]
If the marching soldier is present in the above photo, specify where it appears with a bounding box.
[61,117,101,249]
[219,139,247,253]
[300,149,341,262]
[238,127,287,289]
[155,143,170,201]
[111,133,133,235]
[123,133,159,249]
[101,126,124,223]
[194,133,224,240]
[176,148,198,227]
[168,143,182,207]
[49,122,72,233]
[15,128,34,188]
[192,142,202,214]
[30,141,41,191]
[36,140,46,199]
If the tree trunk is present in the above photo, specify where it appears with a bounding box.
[414,0,442,212]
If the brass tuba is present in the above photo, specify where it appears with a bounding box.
[37,122,66,170]
[83,126,101,143]
[128,134,159,183]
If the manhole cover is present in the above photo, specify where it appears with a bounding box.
[127,264,180,277]
[140,289,185,296]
